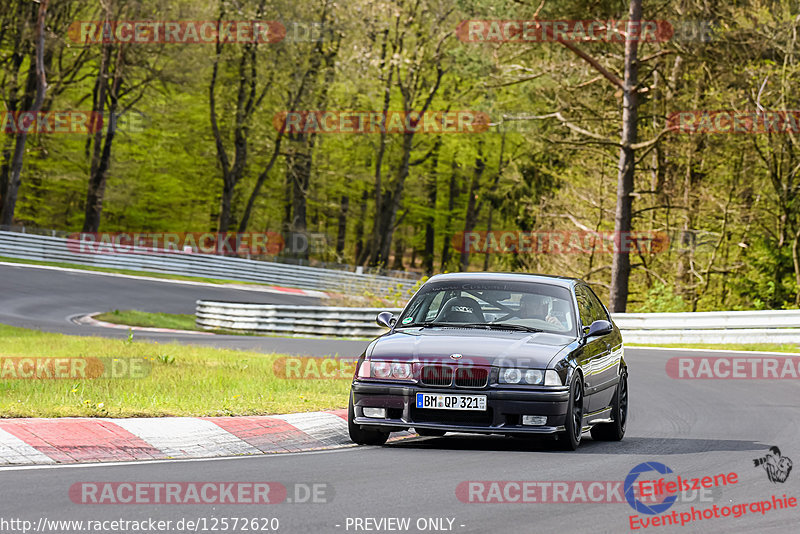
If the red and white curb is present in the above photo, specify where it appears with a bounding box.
[0,410,412,466]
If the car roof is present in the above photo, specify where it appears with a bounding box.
[426,272,579,289]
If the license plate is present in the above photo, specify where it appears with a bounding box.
[416,393,487,411]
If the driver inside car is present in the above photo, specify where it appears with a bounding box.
[519,294,563,327]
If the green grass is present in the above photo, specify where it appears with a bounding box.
[95,309,199,331]
[92,309,369,340]
[628,342,800,353]
[0,323,352,418]
[0,255,270,287]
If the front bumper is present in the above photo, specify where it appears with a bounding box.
[351,381,570,435]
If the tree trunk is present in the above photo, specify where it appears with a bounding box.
[282,172,292,233]
[483,204,493,271]
[0,2,30,218]
[238,131,284,232]
[422,149,439,273]
[82,97,120,232]
[336,194,349,256]
[371,132,414,266]
[440,158,459,270]
[391,233,404,270]
[459,150,486,271]
[354,188,369,264]
[287,139,313,238]
[209,5,261,234]
[82,42,123,233]
[365,29,394,267]
[0,0,47,226]
[608,0,642,313]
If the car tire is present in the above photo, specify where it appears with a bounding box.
[415,429,446,437]
[347,393,389,446]
[590,370,628,442]
[557,375,584,451]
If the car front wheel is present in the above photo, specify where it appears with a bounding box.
[557,375,584,450]
[347,393,389,445]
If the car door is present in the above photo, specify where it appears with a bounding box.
[573,285,606,414]
[582,285,620,413]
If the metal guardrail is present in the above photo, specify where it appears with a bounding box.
[196,301,403,337]
[196,301,800,343]
[615,310,800,344]
[0,231,418,295]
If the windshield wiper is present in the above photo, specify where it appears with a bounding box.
[459,323,544,333]
[396,321,450,329]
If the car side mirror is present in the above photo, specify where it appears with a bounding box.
[584,319,613,338]
[376,311,396,329]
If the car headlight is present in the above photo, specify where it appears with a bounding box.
[499,368,522,384]
[372,361,392,379]
[499,368,546,385]
[392,362,412,379]
[357,360,413,381]
[524,369,544,385]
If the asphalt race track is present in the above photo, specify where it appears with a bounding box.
[1,263,799,533]
[1,348,798,533]
[0,263,368,356]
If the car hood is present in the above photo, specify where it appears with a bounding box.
[368,328,575,368]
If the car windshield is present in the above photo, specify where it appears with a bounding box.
[396,280,576,335]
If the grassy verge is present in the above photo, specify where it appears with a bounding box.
[0,323,351,418]
[95,309,199,331]
[0,255,271,287]
[628,342,800,353]
[92,309,371,340]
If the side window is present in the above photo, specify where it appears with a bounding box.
[585,286,610,323]
[574,286,593,327]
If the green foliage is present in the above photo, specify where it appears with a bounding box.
[633,283,690,313]
[2,0,800,311]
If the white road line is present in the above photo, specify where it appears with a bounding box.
[626,345,800,356]
[0,445,364,471]
[110,418,261,458]
[0,427,55,465]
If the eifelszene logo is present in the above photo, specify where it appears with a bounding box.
[624,462,734,516]
[625,462,678,515]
